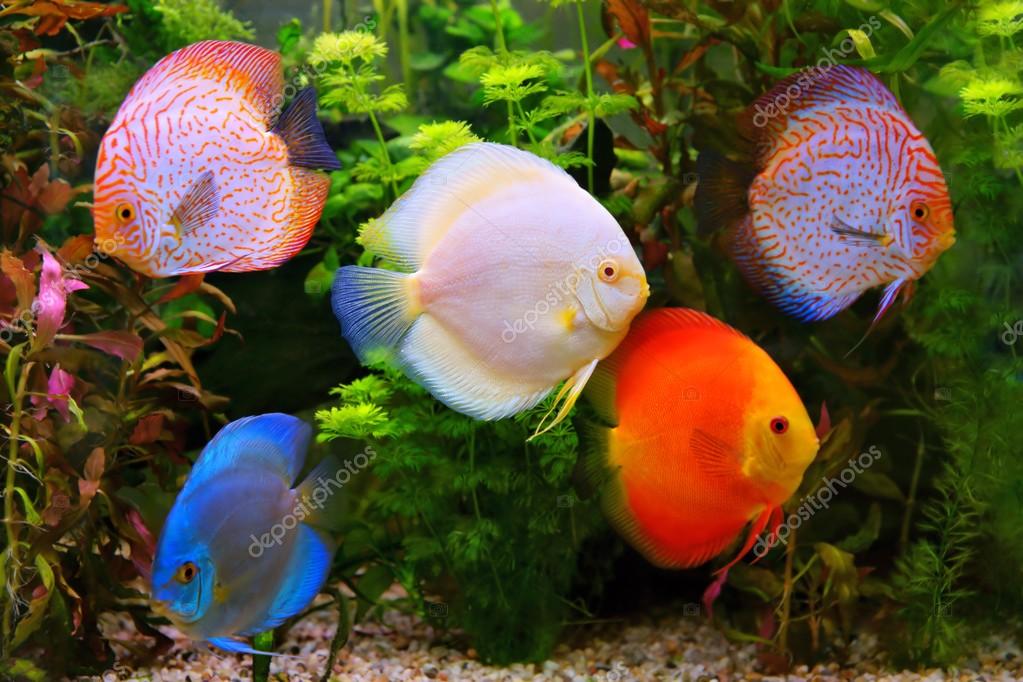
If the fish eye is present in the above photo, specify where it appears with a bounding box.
[770,417,789,435]
[115,203,135,223]
[175,561,198,584]
[598,259,619,283]
[910,201,930,222]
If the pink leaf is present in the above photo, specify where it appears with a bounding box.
[33,249,88,348]
[31,363,75,422]
[76,330,143,362]
[617,37,638,49]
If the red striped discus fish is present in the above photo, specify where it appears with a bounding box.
[93,40,340,278]
[696,65,955,323]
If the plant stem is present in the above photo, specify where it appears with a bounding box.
[575,0,595,193]
[900,432,926,550]
[396,0,412,97]
[3,357,30,652]
[323,0,333,33]
[488,0,519,146]
[321,591,351,682]
[253,630,274,682]
[348,64,398,197]
[777,525,796,655]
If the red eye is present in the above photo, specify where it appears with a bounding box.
[770,417,789,435]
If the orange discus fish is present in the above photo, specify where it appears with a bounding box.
[577,308,820,570]
[93,40,340,278]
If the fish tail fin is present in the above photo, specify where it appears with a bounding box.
[332,266,419,363]
[572,417,616,500]
[273,87,341,171]
[244,525,335,634]
[293,454,356,531]
[694,150,755,237]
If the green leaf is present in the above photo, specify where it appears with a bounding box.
[5,342,24,400]
[852,471,904,502]
[844,29,876,60]
[14,486,42,526]
[870,2,963,74]
[837,503,882,553]
[354,563,393,621]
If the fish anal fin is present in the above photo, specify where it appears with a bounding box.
[694,150,755,237]
[207,637,294,657]
[171,171,220,236]
[397,315,553,421]
[272,87,341,171]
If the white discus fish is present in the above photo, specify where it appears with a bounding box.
[331,142,649,435]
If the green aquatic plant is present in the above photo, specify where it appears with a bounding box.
[316,363,609,663]
[151,0,253,49]
[312,30,408,196]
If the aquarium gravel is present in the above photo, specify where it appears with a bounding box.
[89,588,1023,682]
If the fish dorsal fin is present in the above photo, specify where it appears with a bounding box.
[188,414,311,489]
[741,66,901,163]
[360,142,577,271]
[122,41,283,125]
[585,308,748,425]
[171,171,220,235]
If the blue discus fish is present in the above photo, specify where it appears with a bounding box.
[151,414,336,654]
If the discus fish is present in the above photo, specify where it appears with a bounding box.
[151,414,336,654]
[331,142,649,436]
[576,308,821,570]
[93,40,340,279]
[695,65,955,324]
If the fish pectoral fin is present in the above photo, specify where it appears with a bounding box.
[171,171,220,236]
[528,358,599,442]
[690,428,741,480]
[829,215,890,247]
